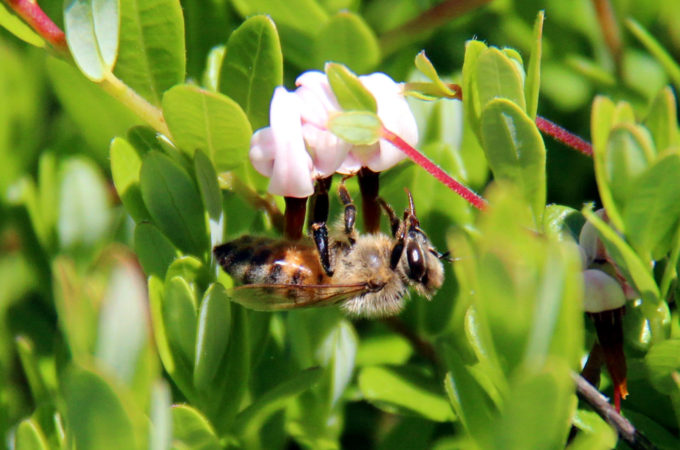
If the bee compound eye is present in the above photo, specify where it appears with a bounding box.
[406,240,426,282]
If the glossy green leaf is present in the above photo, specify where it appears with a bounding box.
[193,283,231,391]
[604,124,653,211]
[0,3,45,47]
[462,39,488,137]
[193,150,222,221]
[64,0,120,81]
[475,47,526,111]
[162,85,252,172]
[233,367,322,437]
[315,12,380,74]
[479,98,546,223]
[626,18,680,91]
[62,366,138,450]
[645,86,679,152]
[148,276,176,375]
[326,63,377,112]
[110,137,151,222]
[359,365,455,422]
[163,276,197,371]
[149,381,172,450]
[525,10,544,120]
[328,111,381,145]
[134,222,178,278]
[645,339,680,394]
[140,151,208,256]
[14,418,49,450]
[219,15,282,131]
[114,0,184,105]
[624,153,680,258]
[57,157,113,250]
[171,405,221,450]
[542,204,584,242]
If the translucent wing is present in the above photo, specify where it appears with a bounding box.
[228,282,370,311]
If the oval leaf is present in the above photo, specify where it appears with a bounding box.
[163,276,198,369]
[219,15,282,130]
[171,405,221,450]
[645,339,680,394]
[315,12,380,74]
[110,137,151,222]
[604,124,652,211]
[328,111,381,145]
[193,283,231,391]
[115,0,185,105]
[14,418,49,450]
[193,150,222,221]
[134,222,178,278]
[162,85,252,172]
[325,63,377,113]
[475,47,526,111]
[140,151,208,255]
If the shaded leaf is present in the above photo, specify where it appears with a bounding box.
[134,222,178,278]
[315,12,380,74]
[193,150,222,221]
[14,418,49,450]
[644,86,679,152]
[475,47,526,111]
[171,405,221,450]
[193,283,231,391]
[525,10,544,120]
[110,137,151,222]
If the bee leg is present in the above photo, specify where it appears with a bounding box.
[311,222,334,276]
[378,198,400,237]
[338,180,357,244]
[307,176,333,231]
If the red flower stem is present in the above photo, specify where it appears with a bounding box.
[7,0,67,51]
[382,127,487,210]
[536,116,593,157]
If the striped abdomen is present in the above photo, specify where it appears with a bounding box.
[214,236,330,287]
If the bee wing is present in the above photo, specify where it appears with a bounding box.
[228,282,370,311]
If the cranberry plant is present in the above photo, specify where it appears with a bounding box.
[1,0,680,449]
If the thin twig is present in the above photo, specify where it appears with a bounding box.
[536,116,594,157]
[572,372,656,450]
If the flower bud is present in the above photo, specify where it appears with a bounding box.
[583,269,626,313]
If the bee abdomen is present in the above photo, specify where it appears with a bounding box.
[214,236,287,285]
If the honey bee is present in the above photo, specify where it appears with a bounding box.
[213,183,446,318]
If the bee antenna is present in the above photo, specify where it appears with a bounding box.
[404,188,416,217]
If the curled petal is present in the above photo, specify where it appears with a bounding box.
[302,123,351,177]
[249,128,276,177]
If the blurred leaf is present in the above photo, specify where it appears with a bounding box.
[64,0,119,81]
[15,336,49,405]
[326,62,377,112]
[645,339,680,394]
[47,57,139,164]
[134,222,178,278]
[162,85,252,172]
[622,409,680,450]
[569,409,617,449]
[475,47,526,111]
[233,367,322,437]
[149,381,172,450]
[230,0,328,35]
[148,276,176,377]
[355,333,412,366]
[644,86,679,151]
[193,283,231,392]
[95,260,148,384]
[202,45,225,92]
[14,418,49,450]
[525,10,544,120]
[57,157,112,251]
[377,417,435,450]
[110,137,152,222]
[140,151,209,256]
[163,276,197,377]
[219,15,283,130]
[115,0,185,105]
[193,150,222,221]
[624,153,680,259]
[626,18,680,92]
[323,320,357,406]
[315,11,380,74]
[479,98,546,224]
[165,256,208,295]
[171,405,221,450]
[543,204,584,242]
[414,51,455,98]
[62,366,139,450]
[0,3,45,47]
[359,365,455,422]
[328,111,381,145]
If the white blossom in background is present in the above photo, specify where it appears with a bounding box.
[249,70,419,197]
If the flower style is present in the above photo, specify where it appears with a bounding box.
[249,70,419,197]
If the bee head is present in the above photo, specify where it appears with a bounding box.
[389,190,445,297]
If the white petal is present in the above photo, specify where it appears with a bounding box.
[249,128,276,177]
[301,123,351,177]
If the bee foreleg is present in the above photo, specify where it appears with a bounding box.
[307,176,333,230]
[378,198,400,237]
[338,181,357,244]
[312,222,334,276]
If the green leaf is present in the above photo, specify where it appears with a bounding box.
[462,39,488,137]
[315,12,380,74]
[325,63,377,112]
[229,0,327,35]
[355,333,412,366]
[624,153,680,258]
[149,381,172,450]
[525,10,544,120]
[133,222,178,278]
[171,405,221,450]
[414,51,455,98]
[110,137,151,222]
[219,15,283,131]
[233,367,322,437]
[569,409,617,449]
[645,339,680,394]
[165,256,208,294]
[64,0,120,81]
[140,151,208,256]
[193,150,222,221]
[475,47,526,111]
[162,85,252,172]
[14,418,49,450]
[57,157,112,250]
[626,18,680,92]
[358,365,455,422]
[0,3,45,47]
[542,204,584,242]
[163,276,198,371]
[62,366,138,450]
[645,86,679,152]
[114,0,185,105]
[202,45,225,92]
[193,283,231,391]
[95,261,149,384]
[15,337,49,405]
[328,111,381,145]
[479,98,546,223]
[148,276,176,375]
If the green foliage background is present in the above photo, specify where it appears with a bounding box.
[1,0,680,448]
